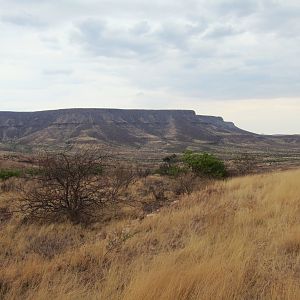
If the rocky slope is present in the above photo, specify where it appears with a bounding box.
[0,108,299,151]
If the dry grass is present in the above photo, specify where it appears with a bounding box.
[1,169,300,299]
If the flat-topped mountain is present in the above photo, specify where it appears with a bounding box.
[0,108,299,151]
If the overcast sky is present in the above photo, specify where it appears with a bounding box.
[0,0,300,134]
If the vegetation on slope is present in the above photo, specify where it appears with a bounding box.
[0,169,300,299]
[0,169,21,181]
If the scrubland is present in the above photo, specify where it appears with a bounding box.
[1,169,300,299]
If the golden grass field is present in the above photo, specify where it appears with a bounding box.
[1,169,300,299]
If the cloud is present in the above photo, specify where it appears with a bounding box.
[130,21,151,35]
[203,24,241,39]
[213,0,259,17]
[156,21,204,48]
[71,18,159,58]
[43,69,73,76]
[0,0,299,133]
[71,18,205,59]
[1,13,46,28]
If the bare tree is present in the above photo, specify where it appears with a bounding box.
[172,172,198,195]
[19,148,136,224]
[104,165,137,204]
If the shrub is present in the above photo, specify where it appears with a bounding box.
[182,151,227,178]
[0,207,13,224]
[137,177,171,214]
[156,165,186,177]
[24,168,43,177]
[19,149,136,224]
[157,154,186,177]
[27,235,74,259]
[0,178,20,193]
[136,167,152,178]
[162,154,178,167]
[0,169,21,181]
[172,172,199,195]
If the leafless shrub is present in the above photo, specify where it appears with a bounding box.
[19,148,136,224]
[0,207,13,224]
[0,177,20,193]
[27,235,75,259]
[104,165,137,204]
[106,227,135,253]
[139,177,170,214]
[149,182,168,202]
[101,165,139,219]
[172,172,198,195]
[135,167,151,178]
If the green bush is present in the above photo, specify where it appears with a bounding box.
[182,151,227,179]
[156,164,186,177]
[156,154,187,177]
[0,169,22,181]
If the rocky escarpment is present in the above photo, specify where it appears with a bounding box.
[0,108,299,150]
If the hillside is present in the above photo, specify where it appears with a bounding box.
[1,169,300,299]
[0,108,299,151]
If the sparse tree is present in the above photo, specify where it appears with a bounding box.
[172,172,199,195]
[19,148,136,223]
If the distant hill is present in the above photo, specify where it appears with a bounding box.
[0,108,299,151]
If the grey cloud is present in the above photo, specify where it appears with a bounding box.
[72,19,159,58]
[156,21,204,48]
[72,18,206,59]
[160,69,300,100]
[213,0,259,17]
[204,24,241,39]
[1,13,46,27]
[253,2,300,37]
[1,0,300,115]
[40,36,62,50]
[43,69,73,76]
[130,21,151,35]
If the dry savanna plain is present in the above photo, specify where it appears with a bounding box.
[0,157,300,299]
[1,3,300,298]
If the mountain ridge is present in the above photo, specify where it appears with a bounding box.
[0,108,299,151]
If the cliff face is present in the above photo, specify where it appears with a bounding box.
[0,108,298,149]
[0,109,245,144]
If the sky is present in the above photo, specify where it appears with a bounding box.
[0,0,300,134]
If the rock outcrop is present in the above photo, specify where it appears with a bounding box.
[0,108,299,150]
